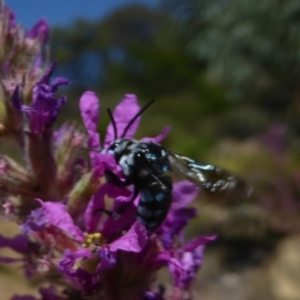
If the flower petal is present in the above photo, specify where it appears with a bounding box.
[59,249,93,275]
[19,62,69,134]
[172,180,199,208]
[160,207,197,249]
[153,251,183,270]
[109,221,148,252]
[6,7,16,29]
[58,249,94,291]
[101,201,137,238]
[51,77,70,92]
[79,91,100,150]
[21,208,48,234]
[104,94,140,147]
[159,181,199,247]
[92,152,117,177]
[183,235,217,252]
[27,19,49,44]
[39,287,63,300]
[0,234,28,253]
[142,126,171,143]
[38,61,56,85]
[84,183,108,232]
[37,200,84,242]
[79,91,114,175]
[96,247,116,270]
[169,235,216,290]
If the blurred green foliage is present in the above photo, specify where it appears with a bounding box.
[51,0,300,157]
[51,4,235,159]
[183,0,300,125]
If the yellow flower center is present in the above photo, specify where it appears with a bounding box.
[83,232,104,248]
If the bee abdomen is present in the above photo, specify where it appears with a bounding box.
[137,176,172,231]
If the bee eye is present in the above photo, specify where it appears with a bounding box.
[109,142,120,151]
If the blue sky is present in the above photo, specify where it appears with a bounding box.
[6,0,159,28]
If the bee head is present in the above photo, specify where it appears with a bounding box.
[107,138,135,161]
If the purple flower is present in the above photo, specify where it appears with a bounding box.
[21,208,48,234]
[79,91,116,177]
[33,200,84,242]
[6,7,16,30]
[21,200,84,246]
[14,196,149,296]
[170,235,217,291]
[0,234,29,264]
[2,91,215,299]
[58,248,95,291]
[14,62,69,135]
[0,233,28,253]
[0,3,52,102]
[0,4,53,140]
[159,180,199,248]
[27,19,49,44]
[10,62,70,194]
[109,221,148,252]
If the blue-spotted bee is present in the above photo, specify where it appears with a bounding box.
[103,100,251,232]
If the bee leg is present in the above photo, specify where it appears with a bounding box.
[94,189,139,220]
[94,170,133,218]
[104,169,131,187]
[104,169,139,218]
[93,188,138,220]
[114,186,140,217]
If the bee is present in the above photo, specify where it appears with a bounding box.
[103,100,250,232]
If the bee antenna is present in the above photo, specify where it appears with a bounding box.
[107,108,118,140]
[121,99,155,138]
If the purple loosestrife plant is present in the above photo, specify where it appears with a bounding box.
[0,3,216,300]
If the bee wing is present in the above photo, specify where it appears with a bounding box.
[168,152,252,202]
